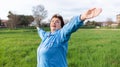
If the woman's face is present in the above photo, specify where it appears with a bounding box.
[50,17,61,32]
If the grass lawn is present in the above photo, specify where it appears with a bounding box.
[0,28,120,67]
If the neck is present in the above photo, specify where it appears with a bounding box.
[51,29,56,33]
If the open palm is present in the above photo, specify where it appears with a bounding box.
[81,8,102,20]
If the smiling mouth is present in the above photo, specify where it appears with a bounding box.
[52,26,56,27]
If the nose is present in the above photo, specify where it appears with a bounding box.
[54,22,56,24]
[53,21,57,24]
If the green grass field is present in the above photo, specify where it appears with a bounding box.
[0,28,120,67]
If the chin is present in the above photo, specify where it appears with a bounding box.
[51,28,56,30]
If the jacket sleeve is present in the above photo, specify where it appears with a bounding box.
[37,27,46,40]
[60,16,84,42]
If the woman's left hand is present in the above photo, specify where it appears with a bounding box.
[81,8,102,20]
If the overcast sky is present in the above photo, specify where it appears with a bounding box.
[0,0,120,22]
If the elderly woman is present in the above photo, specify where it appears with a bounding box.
[36,8,102,67]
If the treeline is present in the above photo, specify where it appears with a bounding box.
[0,4,48,29]
[0,4,120,29]
[7,11,34,29]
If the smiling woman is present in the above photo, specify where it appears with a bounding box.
[50,14,65,33]
[36,8,102,67]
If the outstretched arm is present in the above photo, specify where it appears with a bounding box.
[35,20,46,40]
[81,8,102,20]
[60,8,102,42]
[36,26,46,40]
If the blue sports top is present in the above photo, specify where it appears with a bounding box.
[37,16,84,67]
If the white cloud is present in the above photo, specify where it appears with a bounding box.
[0,0,120,22]
[0,0,39,19]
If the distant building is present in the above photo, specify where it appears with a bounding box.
[116,14,120,23]
[0,20,8,27]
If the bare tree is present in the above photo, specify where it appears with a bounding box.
[32,5,47,27]
[7,11,18,29]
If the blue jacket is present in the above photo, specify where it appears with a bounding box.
[37,16,83,67]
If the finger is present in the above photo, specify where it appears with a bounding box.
[87,8,96,18]
[87,8,96,14]
[89,8,96,11]
[94,8,102,17]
